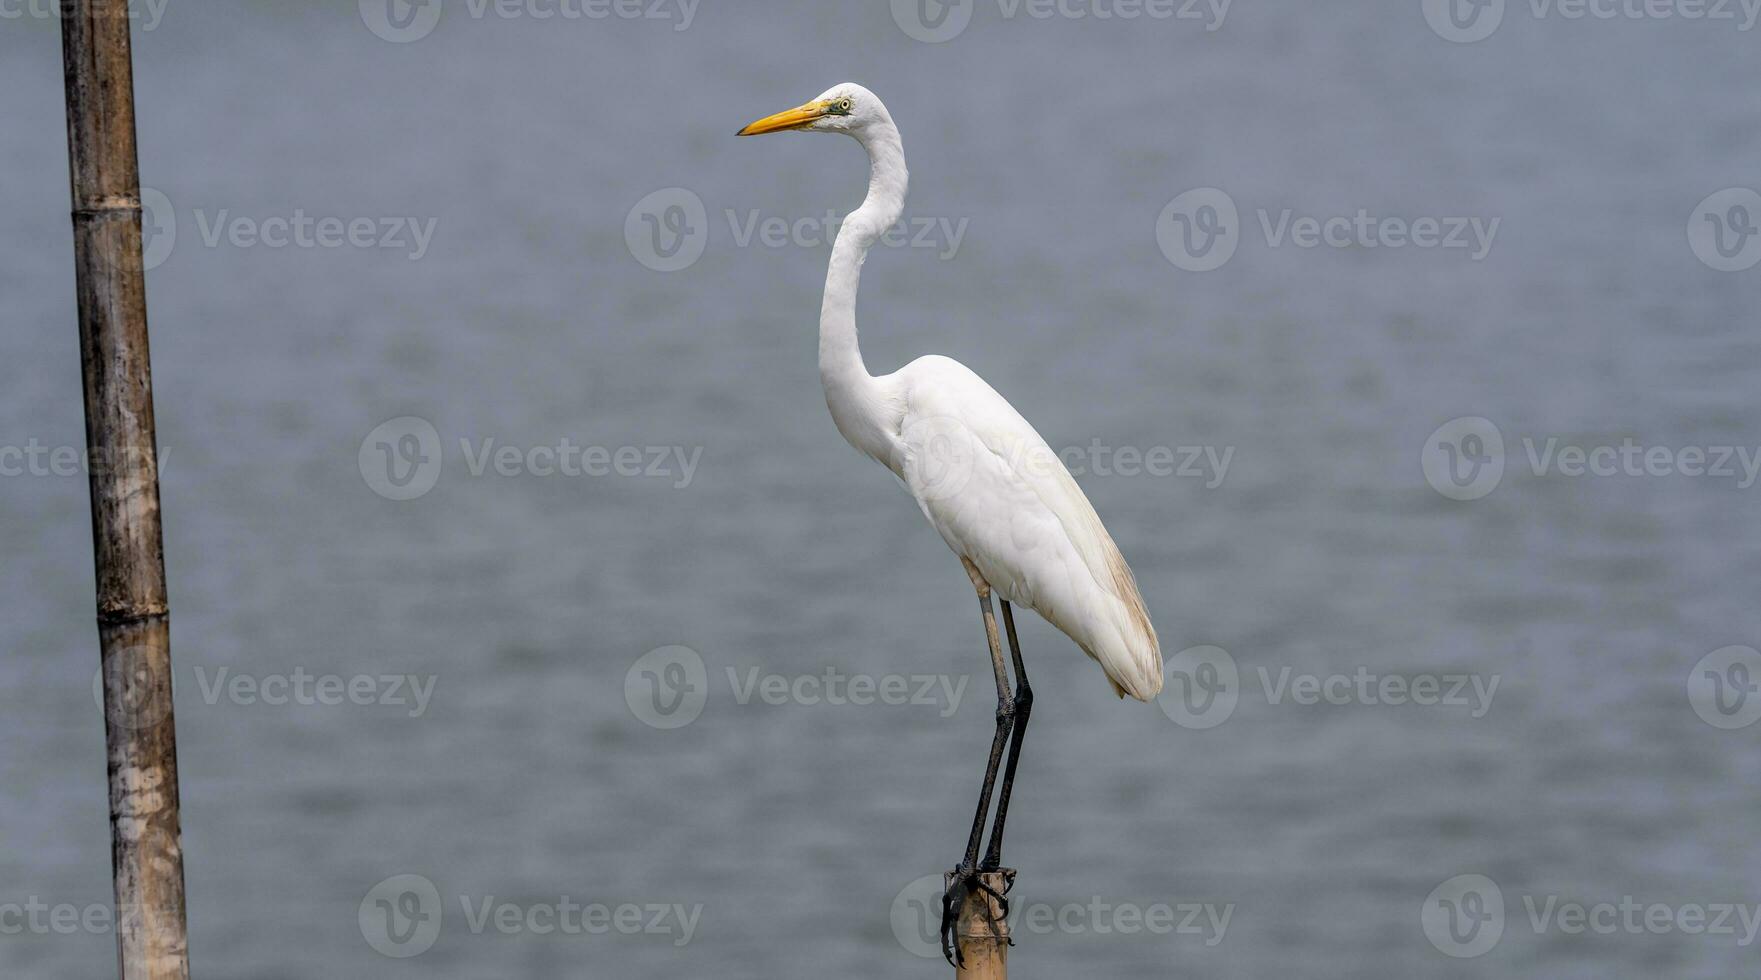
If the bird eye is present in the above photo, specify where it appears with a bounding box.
[836,98,854,113]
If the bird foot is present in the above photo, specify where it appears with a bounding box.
[940,864,1014,968]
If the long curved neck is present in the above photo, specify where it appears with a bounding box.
[820,118,907,456]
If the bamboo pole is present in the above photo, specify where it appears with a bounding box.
[59,2,190,978]
[949,869,1013,979]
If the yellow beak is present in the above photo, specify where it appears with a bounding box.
[737,102,826,136]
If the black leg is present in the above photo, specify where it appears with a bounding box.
[981,601,1032,870]
[942,568,1017,966]
[960,590,1016,868]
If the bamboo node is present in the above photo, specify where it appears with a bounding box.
[73,193,142,215]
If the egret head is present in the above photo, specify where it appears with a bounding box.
[737,83,889,139]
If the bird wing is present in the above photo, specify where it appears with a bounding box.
[887,355,1162,700]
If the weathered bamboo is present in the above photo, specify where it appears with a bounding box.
[59,2,190,978]
[949,869,1013,979]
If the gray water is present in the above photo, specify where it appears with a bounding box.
[5,1,1761,977]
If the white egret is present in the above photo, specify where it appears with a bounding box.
[739,83,1163,962]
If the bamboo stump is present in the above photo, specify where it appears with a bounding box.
[947,869,1014,979]
[60,1,190,978]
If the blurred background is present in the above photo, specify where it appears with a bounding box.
[5,0,1761,976]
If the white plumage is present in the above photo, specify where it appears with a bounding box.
[740,83,1161,702]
